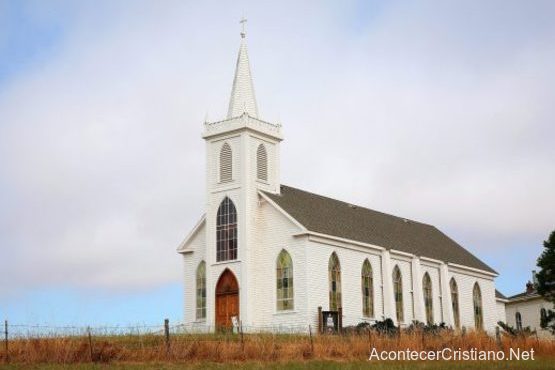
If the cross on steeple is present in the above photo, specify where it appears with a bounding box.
[240,17,247,38]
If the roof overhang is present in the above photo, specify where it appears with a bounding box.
[176,214,206,254]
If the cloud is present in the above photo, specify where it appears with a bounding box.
[0,0,554,298]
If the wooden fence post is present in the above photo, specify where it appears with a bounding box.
[239,320,244,351]
[4,320,8,364]
[308,325,314,354]
[164,319,170,356]
[338,307,343,334]
[317,306,322,334]
[87,327,94,362]
[495,326,501,347]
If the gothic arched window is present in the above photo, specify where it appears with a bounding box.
[219,142,232,182]
[361,259,374,317]
[256,144,268,181]
[473,282,483,330]
[276,249,294,310]
[196,261,206,320]
[450,278,460,329]
[393,265,404,323]
[329,252,342,311]
[216,197,237,261]
[423,272,433,325]
[516,312,523,330]
[541,308,548,328]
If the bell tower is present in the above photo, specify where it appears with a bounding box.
[202,19,283,327]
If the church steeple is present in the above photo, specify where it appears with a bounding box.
[227,18,259,119]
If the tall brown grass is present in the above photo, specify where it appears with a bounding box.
[1,330,554,364]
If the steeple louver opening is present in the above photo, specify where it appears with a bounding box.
[220,143,232,182]
[256,144,268,181]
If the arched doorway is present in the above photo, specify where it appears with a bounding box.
[215,269,239,329]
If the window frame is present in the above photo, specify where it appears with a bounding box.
[276,249,294,311]
[473,282,483,330]
[423,272,434,325]
[450,278,460,329]
[216,197,238,262]
[195,261,206,320]
[361,259,374,318]
[328,252,342,311]
[393,265,404,323]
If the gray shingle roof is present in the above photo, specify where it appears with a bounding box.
[495,289,507,299]
[263,185,496,274]
[507,291,539,300]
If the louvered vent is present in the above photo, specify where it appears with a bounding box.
[219,143,232,182]
[256,144,268,181]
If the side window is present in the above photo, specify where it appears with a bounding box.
[276,250,294,310]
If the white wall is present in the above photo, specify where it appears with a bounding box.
[496,300,507,327]
[506,298,553,339]
[182,223,206,324]
[248,195,307,329]
[448,268,497,333]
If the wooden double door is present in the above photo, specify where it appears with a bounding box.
[215,269,239,330]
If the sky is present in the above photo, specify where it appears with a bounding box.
[0,0,554,327]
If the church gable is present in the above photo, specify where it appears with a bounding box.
[263,185,496,274]
[177,215,206,253]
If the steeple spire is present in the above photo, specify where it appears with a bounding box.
[227,18,259,119]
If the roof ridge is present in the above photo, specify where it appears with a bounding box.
[277,184,431,227]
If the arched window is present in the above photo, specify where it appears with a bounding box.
[361,259,374,317]
[450,278,460,329]
[393,265,404,323]
[540,308,548,328]
[516,312,523,330]
[473,283,483,330]
[256,144,268,181]
[216,197,237,261]
[219,142,232,182]
[423,273,433,325]
[196,261,206,320]
[329,252,342,311]
[276,250,294,310]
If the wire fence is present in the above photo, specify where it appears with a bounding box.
[0,318,322,364]
[2,318,555,365]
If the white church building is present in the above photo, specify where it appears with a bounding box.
[177,26,504,333]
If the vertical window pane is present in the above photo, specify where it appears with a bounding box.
[276,250,294,311]
[216,197,237,262]
[329,253,341,311]
[361,259,373,317]
[196,261,206,320]
[393,266,404,322]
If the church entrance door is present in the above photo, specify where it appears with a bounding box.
[215,269,239,330]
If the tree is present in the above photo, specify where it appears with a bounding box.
[536,230,555,333]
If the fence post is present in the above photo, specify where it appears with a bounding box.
[317,306,322,334]
[495,326,501,347]
[164,318,170,357]
[308,325,314,354]
[338,307,343,334]
[4,320,8,364]
[87,326,94,362]
[239,320,244,351]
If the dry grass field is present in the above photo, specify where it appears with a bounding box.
[0,330,554,369]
